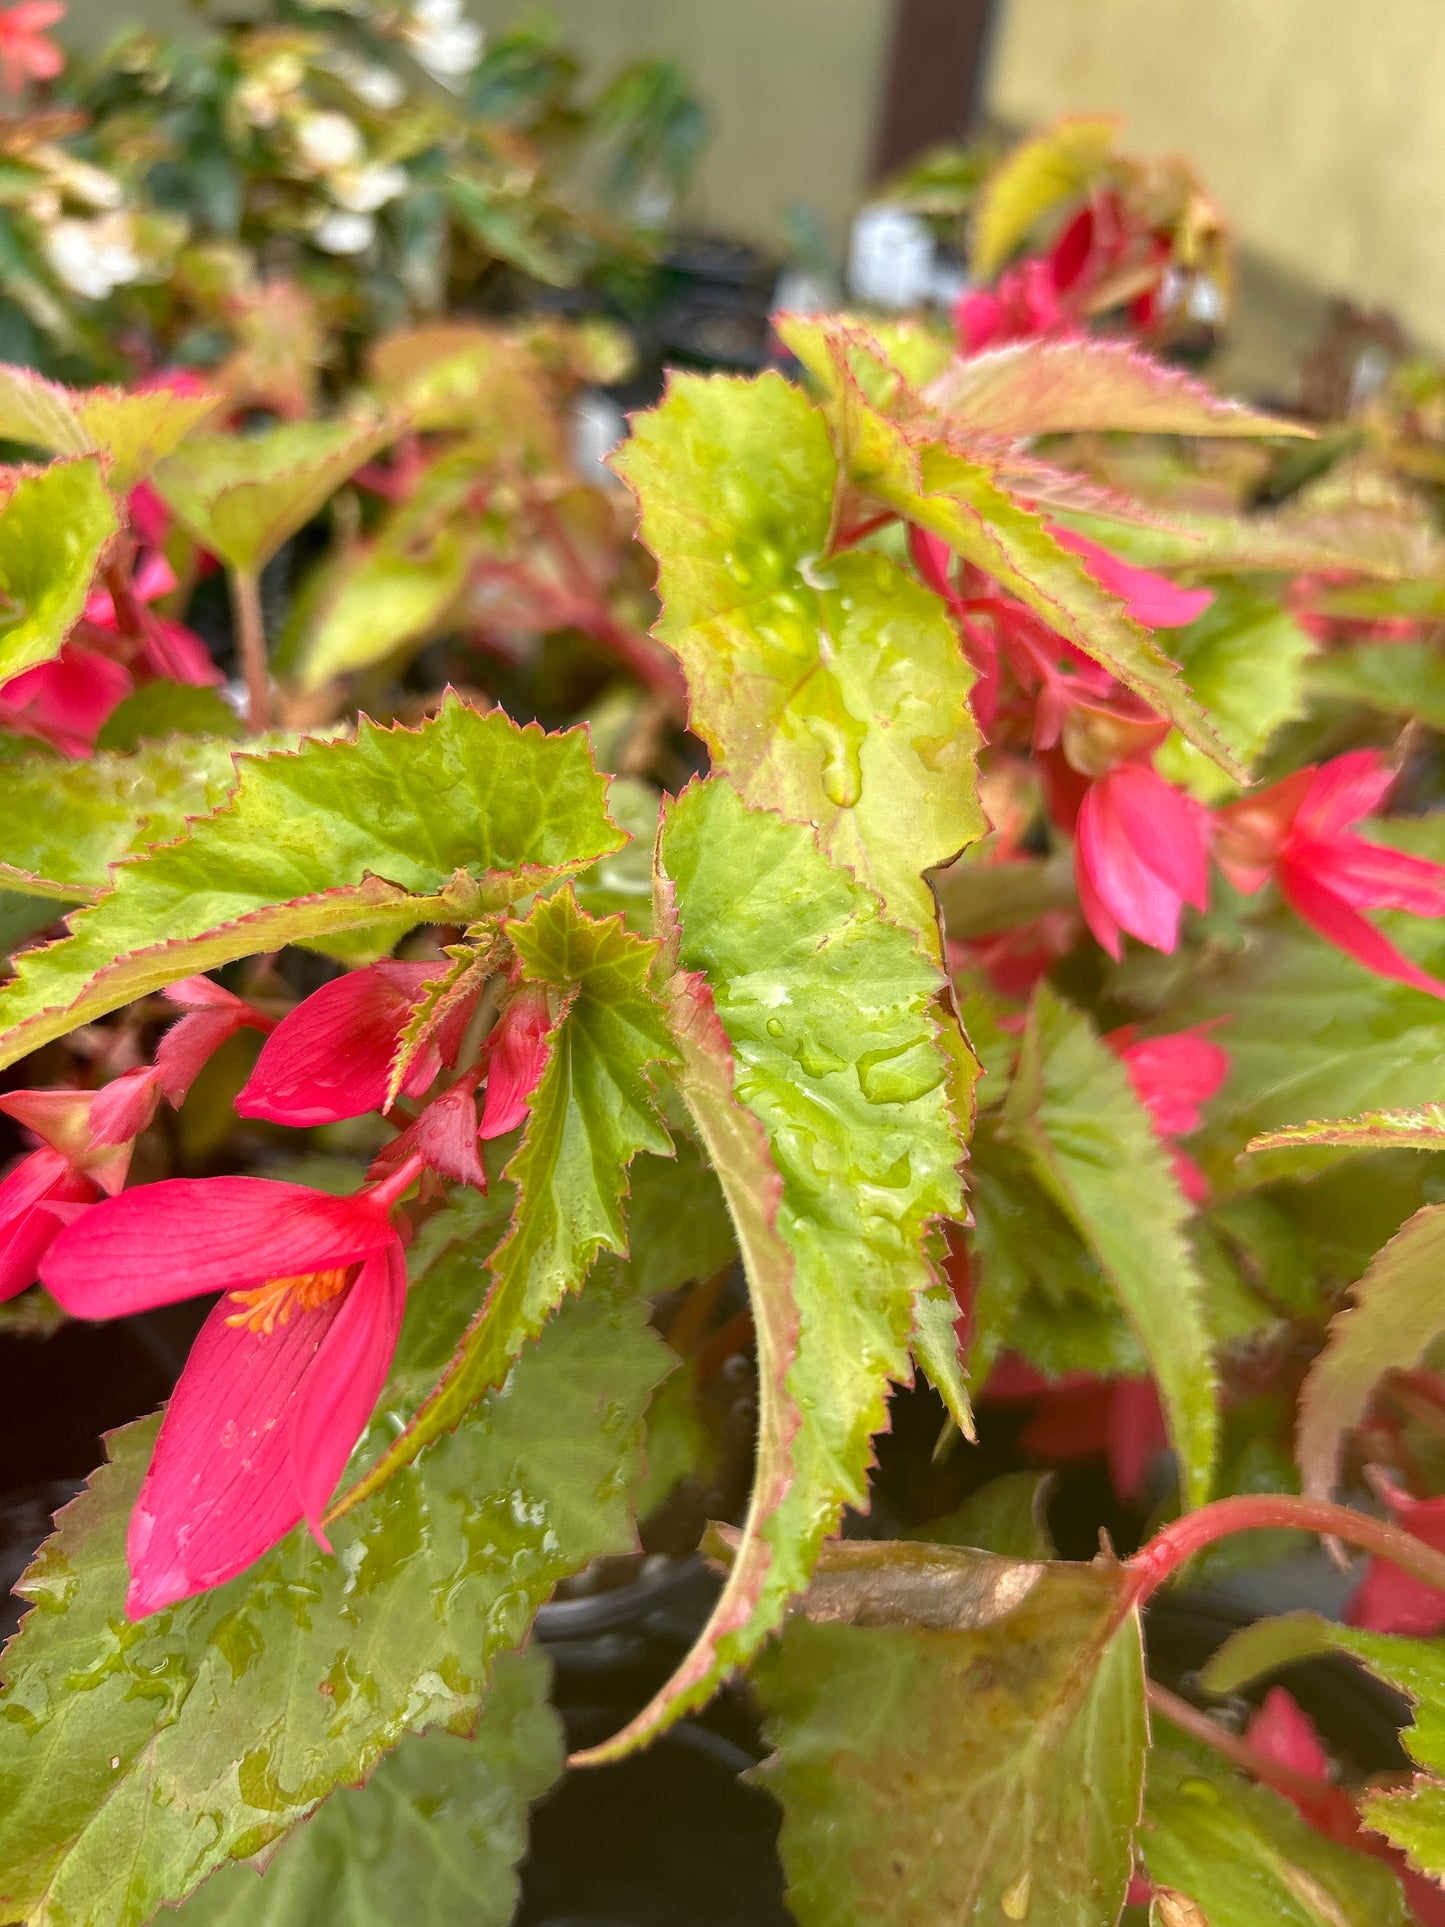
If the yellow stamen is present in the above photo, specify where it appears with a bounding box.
[225,1267,350,1335]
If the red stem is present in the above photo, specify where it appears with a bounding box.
[1146,1681,1360,1821]
[363,1150,427,1214]
[1126,1492,1445,1607]
[831,510,896,552]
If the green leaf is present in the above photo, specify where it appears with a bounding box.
[1307,640,1445,731]
[338,885,675,1511]
[94,680,243,751]
[171,1647,562,1927]
[1060,506,1425,580]
[1154,582,1315,802]
[970,114,1118,278]
[0,737,246,899]
[1295,1204,1445,1504]
[1142,1737,1411,1927]
[614,370,985,946]
[0,698,625,1070]
[0,1273,669,1927]
[777,318,1242,782]
[603,1136,736,1297]
[1177,874,1445,1184]
[1203,1609,1445,1873]
[153,418,400,575]
[1001,985,1218,1506]
[578,778,964,1761]
[0,458,119,682]
[907,1471,1055,1560]
[1249,1106,1445,1155]
[911,1277,974,1439]
[752,1540,1146,1927]
[294,529,472,690]
[0,366,216,492]
[927,337,1310,440]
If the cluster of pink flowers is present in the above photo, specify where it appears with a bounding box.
[917,525,1445,1002]
[954,189,1175,355]
[0,961,553,1616]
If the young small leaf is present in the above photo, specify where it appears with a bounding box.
[614,369,985,948]
[0,458,119,682]
[970,114,1118,279]
[0,366,216,491]
[1001,985,1218,1507]
[927,337,1310,441]
[153,418,400,575]
[1296,1204,1445,1504]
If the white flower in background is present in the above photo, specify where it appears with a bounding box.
[295,110,364,175]
[404,0,482,85]
[317,49,406,111]
[350,63,405,110]
[45,213,142,300]
[31,143,124,212]
[313,207,375,255]
[331,161,408,214]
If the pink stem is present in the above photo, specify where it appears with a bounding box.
[1126,1492,1445,1607]
[363,1150,427,1214]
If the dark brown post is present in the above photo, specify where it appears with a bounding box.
[871,0,1001,181]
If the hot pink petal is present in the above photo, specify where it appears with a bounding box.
[1246,1687,1333,1781]
[1106,1375,1166,1502]
[1305,834,1445,918]
[127,480,171,548]
[41,1177,397,1317]
[156,981,271,1107]
[0,645,132,749]
[1049,526,1213,628]
[954,290,1003,355]
[908,525,957,602]
[1280,861,1445,1002]
[140,612,223,686]
[1112,1028,1230,1137]
[126,1286,352,1615]
[1074,849,1124,958]
[406,1082,487,1189]
[1347,1481,1445,1636]
[289,1243,407,1538]
[87,1067,161,1154]
[479,984,555,1138]
[0,1147,92,1300]
[1295,749,1395,840]
[1076,766,1208,954]
[236,961,442,1126]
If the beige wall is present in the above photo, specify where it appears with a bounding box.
[472,0,892,248]
[988,0,1445,351]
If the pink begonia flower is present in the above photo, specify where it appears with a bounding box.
[84,546,221,691]
[479,983,555,1138]
[1048,525,1214,629]
[0,0,64,94]
[372,1078,487,1191]
[41,1161,421,1616]
[1215,749,1445,1000]
[1346,1474,1445,1636]
[0,1068,160,1299]
[1075,763,1210,956]
[0,643,132,756]
[1106,1024,1228,1202]
[982,1355,1167,1502]
[954,258,1076,356]
[236,961,473,1127]
[155,976,275,1107]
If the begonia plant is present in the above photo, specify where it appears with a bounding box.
[2,112,1445,1927]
